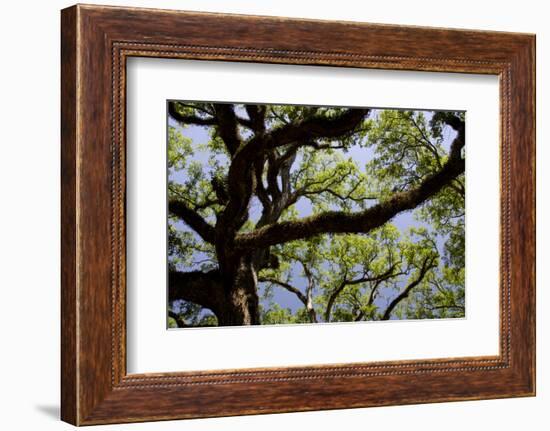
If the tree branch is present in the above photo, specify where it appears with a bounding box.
[168,270,224,316]
[245,104,266,134]
[324,263,400,322]
[301,262,318,323]
[168,102,216,126]
[212,104,242,155]
[265,108,370,148]
[254,159,271,209]
[168,199,216,244]
[380,256,437,320]
[258,277,308,305]
[235,126,465,250]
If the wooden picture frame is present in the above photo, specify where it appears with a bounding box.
[61,4,535,425]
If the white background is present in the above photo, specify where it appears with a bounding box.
[127,59,499,373]
[0,0,547,430]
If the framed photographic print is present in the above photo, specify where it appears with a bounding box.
[61,4,535,425]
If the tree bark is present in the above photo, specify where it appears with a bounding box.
[169,256,263,326]
[217,256,261,325]
[168,270,225,318]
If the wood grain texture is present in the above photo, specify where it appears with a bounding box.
[60,6,78,425]
[60,4,536,425]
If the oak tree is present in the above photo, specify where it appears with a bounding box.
[167,103,465,327]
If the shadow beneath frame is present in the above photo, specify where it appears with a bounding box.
[35,404,60,420]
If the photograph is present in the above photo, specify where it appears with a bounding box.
[167,101,466,328]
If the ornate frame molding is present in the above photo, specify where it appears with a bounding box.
[61,5,535,425]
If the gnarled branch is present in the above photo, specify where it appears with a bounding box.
[168,199,216,244]
[168,270,224,316]
[235,126,464,250]
[168,102,216,126]
[245,104,266,134]
[266,108,370,148]
[212,104,242,155]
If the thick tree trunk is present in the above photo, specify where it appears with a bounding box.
[169,262,261,326]
[217,286,260,326]
[217,256,261,326]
